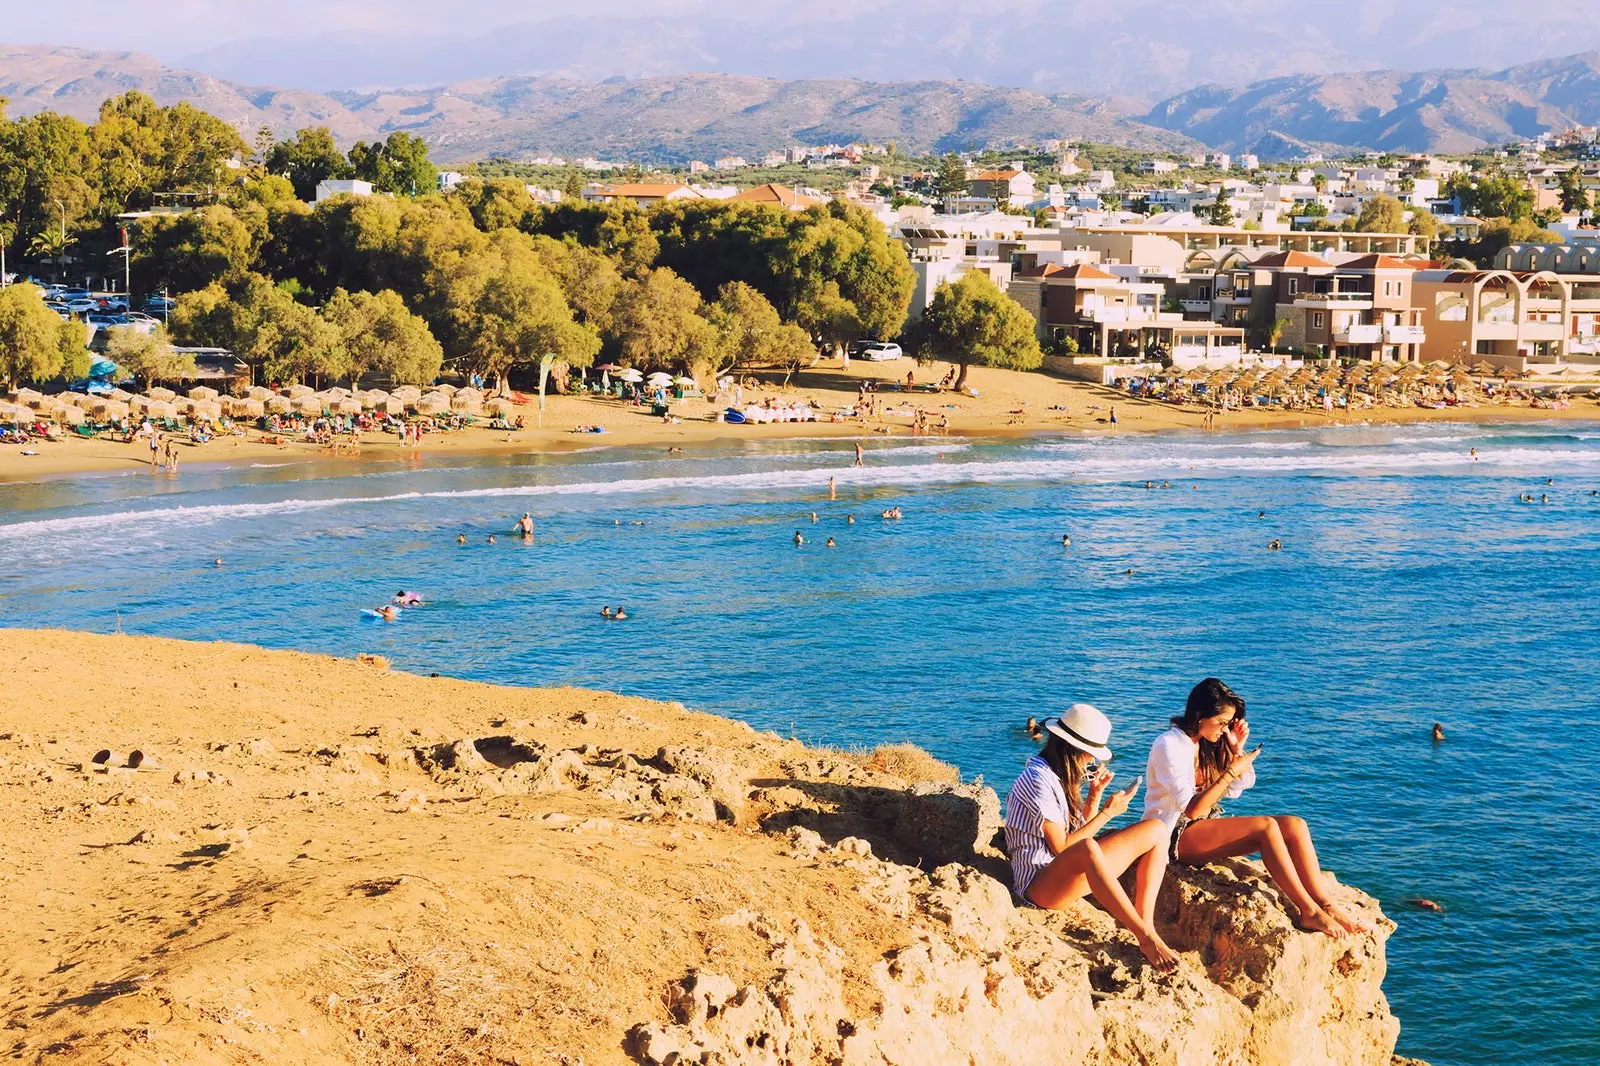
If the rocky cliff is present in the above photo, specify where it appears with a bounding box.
[0,630,1412,1065]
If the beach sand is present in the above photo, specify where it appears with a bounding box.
[0,629,1399,1066]
[4,358,1596,481]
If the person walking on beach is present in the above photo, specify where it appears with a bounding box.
[1144,678,1361,938]
[828,476,837,500]
[148,431,161,471]
[854,442,864,467]
[1005,703,1179,973]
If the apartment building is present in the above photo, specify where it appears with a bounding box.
[1412,270,1600,370]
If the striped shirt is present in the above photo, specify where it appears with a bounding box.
[1004,755,1085,899]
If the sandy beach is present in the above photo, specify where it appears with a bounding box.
[0,629,1401,1066]
[4,358,1597,482]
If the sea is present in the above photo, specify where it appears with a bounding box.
[1,422,1596,1066]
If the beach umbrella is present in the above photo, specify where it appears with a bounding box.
[324,386,351,398]
[1468,361,1496,376]
[332,397,363,415]
[145,400,177,420]
[187,386,219,401]
[146,386,176,401]
[107,387,133,402]
[283,384,314,399]
[265,395,293,414]
[433,383,458,396]
[1181,366,1210,383]
[391,385,422,404]
[245,385,273,401]
[674,376,698,387]
[192,400,223,421]
[92,398,129,420]
[175,398,197,416]
[415,392,450,414]
[360,389,392,409]
[0,404,26,423]
[485,397,516,417]
[596,363,622,372]
[450,393,482,414]
[228,397,265,418]
[616,368,644,383]
[291,395,323,415]
[55,405,86,426]
[1495,366,1520,381]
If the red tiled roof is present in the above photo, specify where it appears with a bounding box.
[973,169,1023,180]
[1250,250,1332,268]
[730,183,821,208]
[1020,262,1117,280]
[1341,254,1418,271]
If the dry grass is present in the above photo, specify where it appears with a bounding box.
[356,653,390,669]
[855,743,961,785]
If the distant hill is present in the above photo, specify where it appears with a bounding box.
[1142,52,1600,155]
[0,44,1201,161]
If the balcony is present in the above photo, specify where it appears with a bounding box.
[1296,293,1373,308]
[1335,324,1383,344]
[1180,299,1213,314]
[1384,325,1427,343]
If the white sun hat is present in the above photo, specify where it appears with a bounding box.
[1043,702,1113,762]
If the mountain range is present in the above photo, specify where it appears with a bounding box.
[2,43,1600,162]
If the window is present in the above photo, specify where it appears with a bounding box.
[1312,312,1325,329]
[1287,277,1300,295]
[1475,340,1495,355]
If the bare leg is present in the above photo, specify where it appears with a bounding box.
[1028,821,1179,971]
[1275,816,1366,933]
[1133,821,1170,927]
[1177,816,1346,939]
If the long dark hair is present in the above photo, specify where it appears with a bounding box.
[1171,677,1246,787]
[1040,729,1089,824]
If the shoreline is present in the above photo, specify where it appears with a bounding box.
[5,360,1598,483]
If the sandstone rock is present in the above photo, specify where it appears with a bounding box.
[922,863,1013,952]
[654,745,747,821]
[891,781,1004,866]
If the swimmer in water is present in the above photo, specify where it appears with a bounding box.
[1267,539,1281,551]
[1062,534,1071,547]
[214,558,224,566]
[668,446,684,454]
[378,604,399,621]
[1025,716,1043,741]
[1125,568,1135,575]
[487,534,496,544]
[1542,494,1550,504]
[1406,898,1444,913]
[846,514,855,524]
[1469,448,1477,458]
[613,607,628,620]
[1162,481,1171,489]
[854,442,864,467]
[810,512,818,523]
[794,530,805,546]
[457,533,467,545]
[601,606,614,618]
[826,537,836,548]
[1145,480,1153,489]
[1258,511,1266,519]
[515,513,534,536]
[1431,722,1445,742]
[393,590,424,607]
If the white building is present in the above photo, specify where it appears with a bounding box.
[314,179,374,204]
[437,171,465,191]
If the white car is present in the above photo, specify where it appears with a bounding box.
[858,342,903,361]
[65,299,98,313]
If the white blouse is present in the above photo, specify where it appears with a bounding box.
[1004,755,1086,897]
[1143,726,1255,832]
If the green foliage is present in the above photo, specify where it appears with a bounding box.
[0,283,90,386]
[706,280,813,375]
[917,272,1041,386]
[170,273,342,384]
[451,177,533,232]
[1468,217,1564,264]
[89,92,246,210]
[321,288,443,385]
[935,153,968,200]
[1206,196,1235,226]
[265,127,349,201]
[347,131,438,196]
[611,268,716,370]
[104,324,195,386]
[138,204,263,293]
[1559,168,1591,214]
[1453,173,1535,222]
[1352,194,1406,233]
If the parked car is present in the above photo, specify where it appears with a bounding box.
[99,297,128,312]
[143,295,175,312]
[65,298,99,313]
[123,311,159,324]
[86,313,126,327]
[857,341,903,361]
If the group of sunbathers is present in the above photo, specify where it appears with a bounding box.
[1006,678,1365,974]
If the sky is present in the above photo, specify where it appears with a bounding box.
[11,0,1600,102]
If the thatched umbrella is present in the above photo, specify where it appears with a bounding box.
[1181,365,1211,383]
[324,386,351,398]
[175,398,197,415]
[187,386,219,401]
[0,404,28,423]
[192,400,224,422]
[391,385,422,404]
[1159,365,1186,381]
[92,398,130,421]
[147,386,177,402]
[1496,366,1521,382]
[108,387,133,402]
[57,405,87,426]
[331,397,362,415]
[228,397,265,419]
[265,395,293,415]
[145,400,177,420]
[485,397,516,418]
[450,393,483,415]
[246,385,274,401]
[433,382,458,396]
[285,384,315,399]
[1469,361,1497,376]
[415,392,450,415]
[291,395,324,416]
[360,389,392,410]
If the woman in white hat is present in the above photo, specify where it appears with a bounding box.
[1004,702,1179,973]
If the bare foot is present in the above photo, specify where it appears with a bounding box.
[1320,901,1368,934]
[1135,931,1181,974]
[1294,908,1349,939]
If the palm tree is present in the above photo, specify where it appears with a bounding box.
[28,227,75,261]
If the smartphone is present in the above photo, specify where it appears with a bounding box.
[1125,775,1143,793]
[1248,743,1264,757]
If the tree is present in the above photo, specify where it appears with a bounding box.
[935,153,968,201]
[321,288,443,386]
[1559,168,1590,214]
[170,273,342,384]
[1268,316,1290,353]
[138,204,261,293]
[0,282,90,386]
[562,169,584,201]
[1467,174,1535,221]
[1207,196,1235,226]
[1352,195,1407,233]
[706,280,813,376]
[347,131,437,196]
[104,324,195,386]
[28,225,75,262]
[917,272,1041,390]
[1407,208,1439,239]
[265,127,349,201]
[610,267,716,370]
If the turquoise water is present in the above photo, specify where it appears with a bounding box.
[2,424,1598,1066]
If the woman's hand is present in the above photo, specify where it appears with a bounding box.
[1225,719,1251,755]
[1087,767,1115,798]
[1228,744,1260,777]
[1103,785,1133,818]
